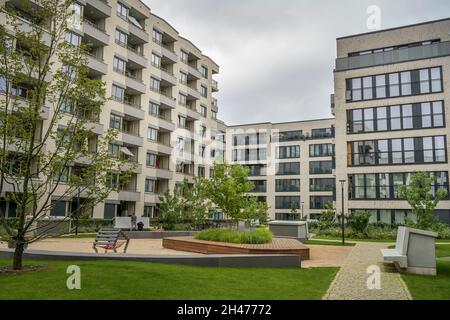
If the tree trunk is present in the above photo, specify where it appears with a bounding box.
[12,239,25,270]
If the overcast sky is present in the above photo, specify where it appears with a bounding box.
[144,0,450,125]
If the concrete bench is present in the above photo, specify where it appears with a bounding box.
[381,226,438,276]
[268,221,309,241]
[114,217,150,230]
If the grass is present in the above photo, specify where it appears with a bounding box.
[402,260,450,300]
[312,235,396,243]
[0,258,337,300]
[196,228,272,244]
[304,239,356,247]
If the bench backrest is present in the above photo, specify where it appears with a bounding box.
[395,226,409,256]
[114,217,132,229]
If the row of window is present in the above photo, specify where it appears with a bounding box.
[347,101,445,134]
[349,171,449,200]
[232,148,267,161]
[250,178,335,193]
[346,67,442,102]
[233,133,267,146]
[348,136,447,166]
[348,39,440,57]
[309,143,334,157]
[243,161,333,176]
[274,196,334,210]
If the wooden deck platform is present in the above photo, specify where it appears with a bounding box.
[162,237,310,260]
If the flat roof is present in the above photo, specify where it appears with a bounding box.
[228,117,335,128]
[337,17,450,40]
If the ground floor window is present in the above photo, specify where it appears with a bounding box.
[0,200,17,218]
[104,203,116,219]
[275,213,300,221]
[50,200,67,217]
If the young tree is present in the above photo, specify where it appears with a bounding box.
[182,177,212,230]
[398,172,448,230]
[318,202,336,230]
[203,163,267,227]
[0,1,133,269]
[158,190,185,230]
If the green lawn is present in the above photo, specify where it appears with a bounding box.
[402,260,450,300]
[436,244,450,258]
[0,259,337,300]
[304,240,355,247]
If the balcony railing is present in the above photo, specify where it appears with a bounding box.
[335,41,450,71]
[83,18,106,33]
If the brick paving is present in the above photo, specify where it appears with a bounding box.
[324,243,412,300]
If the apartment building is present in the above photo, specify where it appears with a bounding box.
[333,18,450,225]
[0,0,226,219]
[226,120,335,220]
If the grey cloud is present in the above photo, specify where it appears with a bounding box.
[144,0,450,125]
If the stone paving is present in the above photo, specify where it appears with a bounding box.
[324,243,412,300]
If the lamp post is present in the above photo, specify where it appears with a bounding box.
[339,180,346,245]
[301,201,304,221]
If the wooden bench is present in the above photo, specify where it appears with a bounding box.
[92,228,130,253]
[381,226,438,275]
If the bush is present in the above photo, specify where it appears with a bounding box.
[75,219,113,233]
[196,228,272,244]
[347,210,372,234]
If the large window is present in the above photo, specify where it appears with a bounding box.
[245,164,267,176]
[348,136,447,166]
[310,178,335,192]
[111,84,124,102]
[346,67,442,101]
[277,130,303,142]
[233,133,267,146]
[116,2,128,19]
[312,128,334,139]
[145,178,156,193]
[275,196,300,209]
[350,171,449,200]
[232,148,267,161]
[276,179,300,192]
[347,101,445,134]
[113,56,126,74]
[249,180,267,193]
[64,32,81,46]
[310,196,334,210]
[115,29,127,47]
[277,146,300,159]
[309,161,332,174]
[109,113,122,130]
[309,143,334,157]
[276,162,300,176]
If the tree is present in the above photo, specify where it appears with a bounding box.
[182,177,212,230]
[398,172,448,230]
[203,163,268,227]
[318,202,336,230]
[347,210,372,235]
[158,190,185,230]
[0,1,133,270]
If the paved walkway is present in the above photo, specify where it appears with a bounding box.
[324,243,412,300]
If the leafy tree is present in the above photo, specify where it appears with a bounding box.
[398,172,448,230]
[289,202,299,221]
[0,1,133,269]
[347,210,372,235]
[318,202,336,230]
[203,163,267,227]
[181,177,212,230]
[158,190,185,230]
[240,197,269,227]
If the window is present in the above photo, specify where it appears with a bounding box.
[109,114,122,130]
[310,178,335,192]
[310,196,334,210]
[150,77,160,92]
[200,85,207,98]
[276,162,300,176]
[347,101,446,134]
[276,213,300,221]
[178,115,186,128]
[232,148,266,161]
[113,56,126,74]
[309,144,334,157]
[108,143,121,157]
[53,166,69,183]
[277,146,300,159]
[146,153,157,167]
[115,29,127,46]
[50,200,67,217]
[147,127,158,141]
[245,165,267,176]
[275,196,300,209]
[278,130,303,142]
[111,84,124,102]
[65,32,81,46]
[178,93,187,106]
[200,125,207,138]
[201,66,208,78]
[198,166,205,177]
[312,128,333,138]
[180,50,188,63]
[233,133,266,146]
[211,111,217,120]
[145,178,155,193]
[151,53,161,68]
[250,180,267,193]
[199,145,205,158]
[309,161,332,174]
[0,77,7,93]
[346,67,443,101]
[276,179,300,192]
[200,105,207,118]
[177,137,184,151]
[179,71,188,84]
[149,102,159,117]
[117,2,128,19]
[152,29,162,44]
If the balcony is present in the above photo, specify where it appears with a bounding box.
[212,98,218,111]
[125,73,146,94]
[155,116,175,132]
[159,92,176,109]
[161,45,178,63]
[85,0,111,17]
[186,86,201,100]
[335,41,450,71]
[330,94,335,116]
[122,103,145,120]
[187,65,202,79]
[119,132,144,147]
[212,80,219,92]
[86,54,107,76]
[118,190,141,202]
[82,20,109,46]
[186,107,201,121]
[160,68,177,86]
[128,22,149,44]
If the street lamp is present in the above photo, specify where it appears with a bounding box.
[301,201,304,221]
[339,180,346,245]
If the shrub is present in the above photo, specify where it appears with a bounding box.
[196,228,272,244]
[347,210,372,234]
